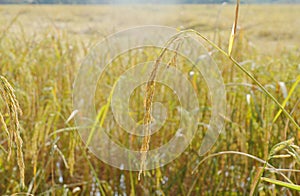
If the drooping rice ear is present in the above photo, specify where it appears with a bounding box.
[0,75,25,188]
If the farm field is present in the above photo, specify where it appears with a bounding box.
[0,4,300,195]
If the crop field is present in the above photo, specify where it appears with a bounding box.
[0,4,300,195]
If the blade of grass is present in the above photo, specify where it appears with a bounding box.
[86,82,117,147]
[273,75,300,123]
[261,177,300,191]
[228,0,240,56]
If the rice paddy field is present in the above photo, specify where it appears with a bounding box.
[0,3,300,195]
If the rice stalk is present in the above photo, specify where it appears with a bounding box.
[138,39,182,180]
[68,131,76,176]
[138,59,160,180]
[0,75,25,188]
[249,167,263,196]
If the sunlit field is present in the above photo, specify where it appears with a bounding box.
[0,4,299,195]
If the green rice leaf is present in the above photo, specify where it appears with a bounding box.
[261,177,300,191]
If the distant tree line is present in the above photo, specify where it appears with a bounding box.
[0,0,299,4]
